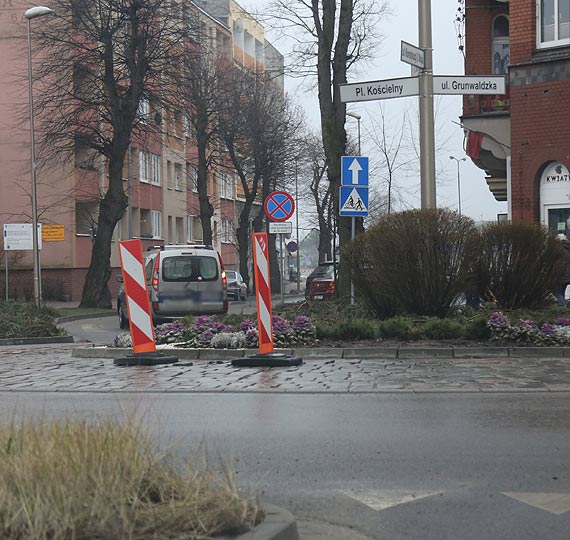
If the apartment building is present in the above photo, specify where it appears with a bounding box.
[462,0,570,231]
[0,0,283,301]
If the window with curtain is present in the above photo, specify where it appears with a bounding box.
[492,15,510,75]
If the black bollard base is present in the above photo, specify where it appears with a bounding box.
[114,352,178,367]
[232,352,303,368]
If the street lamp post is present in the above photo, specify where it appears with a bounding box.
[346,111,361,306]
[25,6,54,306]
[449,156,466,215]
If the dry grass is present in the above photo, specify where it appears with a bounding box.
[0,419,261,540]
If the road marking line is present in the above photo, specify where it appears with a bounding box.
[501,492,570,515]
[340,489,442,511]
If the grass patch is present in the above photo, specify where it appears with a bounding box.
[0,419,261,540]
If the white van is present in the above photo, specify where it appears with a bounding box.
[117,244,228,327]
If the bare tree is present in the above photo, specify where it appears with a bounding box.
[267,0,388,298]
[33,0,186,307]
[217,67,301,289]
[182,20,229,245]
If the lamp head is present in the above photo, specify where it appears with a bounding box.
[25,6,54,20]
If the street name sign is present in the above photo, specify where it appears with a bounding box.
[340,77,419,103]
[433,75,507,95]
[401,40,425,69]
[339,186,369,217]
[3,223,42,251]
[269,222,292,234]
[341,156,369,186]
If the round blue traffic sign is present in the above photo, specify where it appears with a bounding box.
[264,191,295,222]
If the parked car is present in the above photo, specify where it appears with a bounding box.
[117,244,228,328]
[304,261,336,300]
[226,270,248,301]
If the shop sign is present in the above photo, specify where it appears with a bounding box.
[542,162,570,184]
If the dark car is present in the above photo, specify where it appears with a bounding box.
[305,261,336,300]
[226,270,248,301]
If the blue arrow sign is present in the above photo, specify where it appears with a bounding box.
[339,186,369,217]
[341,156,369,186]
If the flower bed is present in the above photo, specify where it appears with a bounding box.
[114,315,318,349]
[487,311,570,345]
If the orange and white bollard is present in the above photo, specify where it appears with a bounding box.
[114,239,177,366]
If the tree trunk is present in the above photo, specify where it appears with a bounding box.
[237,201,253,289]
[197,134,214,245]
[318,214,332,263]
[79,157,128,308]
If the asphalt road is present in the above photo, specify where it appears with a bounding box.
[3,391,569,540]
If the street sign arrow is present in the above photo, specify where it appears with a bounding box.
[341,156,369,186]
[348,159,362,184]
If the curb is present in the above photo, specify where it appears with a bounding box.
[56,312,116,323]
[71,345,570,360]
[0,336,75,346]
[229,504,298,540]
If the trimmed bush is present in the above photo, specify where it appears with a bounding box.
[422,318,464,340]
[377,318,420,340]
[474,222,561,309]
[316,319,376,341]
[350,209,477,317]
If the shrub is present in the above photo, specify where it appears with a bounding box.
[422,318,464,340]
[0,420,260,540]
[378,318,420,341]
[461,316,491,340]
[0,302,64,338]
[474,221,561,309]
[315,319,375,341]
[350,209,477,317]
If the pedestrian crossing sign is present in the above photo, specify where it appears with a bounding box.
[339,186,369,216]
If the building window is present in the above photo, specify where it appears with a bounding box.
[151,210,162,238]
[539,0,570,47]
[138,98,150,123]
[187,165,198,192]
[219,173,234,200]
[492,15,510,75]
[139,150,161,185]
[167,160,173,189]
[175,163,183,190]
[175,217,184,243]
[221,219,233,243]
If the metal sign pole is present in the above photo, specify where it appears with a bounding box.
[5,251,8,302]
[350,217,355,305]
[419,0,436,209]
[280,233,284,304]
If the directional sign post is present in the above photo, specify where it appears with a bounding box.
[339,77,419,103]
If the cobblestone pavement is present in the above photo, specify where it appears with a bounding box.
[1,344,570,393]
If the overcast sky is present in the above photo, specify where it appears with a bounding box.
[242,0,507,223]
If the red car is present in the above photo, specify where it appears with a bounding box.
[305,262,336,300]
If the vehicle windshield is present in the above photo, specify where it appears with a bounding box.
[226,271,237,280]
[162,256,218,282]
[312,264,335,279]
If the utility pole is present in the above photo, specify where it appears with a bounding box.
[419,0,436,209]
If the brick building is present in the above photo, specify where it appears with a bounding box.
[462,0,570,230]
[0,0,282,301]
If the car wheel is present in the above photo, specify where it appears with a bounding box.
[240,289,246,301]
[118,303,129,330]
